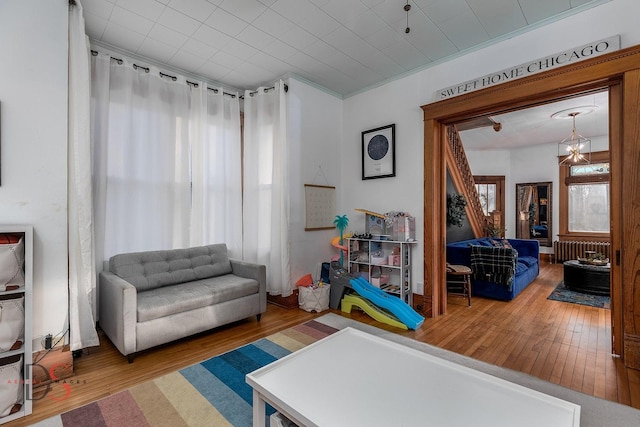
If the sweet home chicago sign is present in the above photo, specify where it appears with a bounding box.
[437,35,620,100]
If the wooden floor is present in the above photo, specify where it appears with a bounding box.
[6,262,640,426]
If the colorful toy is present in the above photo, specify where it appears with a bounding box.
[295,274,314,287]
[333,214,349,267]
[330,236,348,263]
[341,293,408,330]
[349,276,424,330]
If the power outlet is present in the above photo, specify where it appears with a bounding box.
[44,334,53,349]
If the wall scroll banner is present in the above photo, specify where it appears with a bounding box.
[304,184,336,231]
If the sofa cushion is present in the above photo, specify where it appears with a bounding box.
[518,256,538,268]
[515,261,529,275]
[136,274,259,322]
[110,244,232,292]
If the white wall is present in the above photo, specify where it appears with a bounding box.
[0,0,68,347]
[341,74,426,291]
[287,77,343,282]
[342,0,640,294]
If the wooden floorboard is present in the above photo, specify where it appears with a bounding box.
[4,262,639,427]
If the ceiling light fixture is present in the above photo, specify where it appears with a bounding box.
[556,111,592,165]
[404,1,411,34]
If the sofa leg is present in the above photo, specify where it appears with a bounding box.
[127,353,135,364]
[256,313,262,322]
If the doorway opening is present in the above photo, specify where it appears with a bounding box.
[449,90,612,353]
[420,46,640,366]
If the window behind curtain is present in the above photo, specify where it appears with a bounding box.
[91,52,242,264]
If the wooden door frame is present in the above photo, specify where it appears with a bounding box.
[422,44,640,368]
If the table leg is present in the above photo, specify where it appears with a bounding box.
[253,389,266,427]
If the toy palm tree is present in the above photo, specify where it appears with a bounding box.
[334,214,349,266]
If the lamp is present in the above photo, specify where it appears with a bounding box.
[556,110,592,165]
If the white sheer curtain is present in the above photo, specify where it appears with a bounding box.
[91,52,242,270]
[68,0,99,351]
[91,53,191,261]
[243,81,291,296]
[190,86,242,258]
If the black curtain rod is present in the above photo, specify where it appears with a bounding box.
[185,80,238,98]
[245,84,289,97]
[90,50,288,98]
[184,82,288,99]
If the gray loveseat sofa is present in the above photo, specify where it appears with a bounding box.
[98,243,266,362]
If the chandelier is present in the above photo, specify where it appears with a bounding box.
[556,111,592,165]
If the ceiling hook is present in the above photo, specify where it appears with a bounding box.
[404,1,411,34]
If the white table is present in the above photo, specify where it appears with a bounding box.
[246,327,580,427]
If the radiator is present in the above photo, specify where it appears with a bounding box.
[553,240,611,263]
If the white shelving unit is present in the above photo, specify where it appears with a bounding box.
[347,237,416,305]
[0,225,33,424]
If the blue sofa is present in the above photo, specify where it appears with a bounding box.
[446,238,540,301]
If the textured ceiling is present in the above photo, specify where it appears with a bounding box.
[459,91,609,150]
[82,0,609,97]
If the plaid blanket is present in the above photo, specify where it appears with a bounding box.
[470,245,517,290]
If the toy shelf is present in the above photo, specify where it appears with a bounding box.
[346,237,416,306]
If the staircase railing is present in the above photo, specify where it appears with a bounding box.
[445,125,489,238]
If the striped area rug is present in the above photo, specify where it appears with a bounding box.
[39,320,338,427]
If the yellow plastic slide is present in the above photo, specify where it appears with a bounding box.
[340,294,408,330]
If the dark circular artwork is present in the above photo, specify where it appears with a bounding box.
[367,135,389,160]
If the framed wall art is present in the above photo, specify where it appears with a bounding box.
[362,124,395,180]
